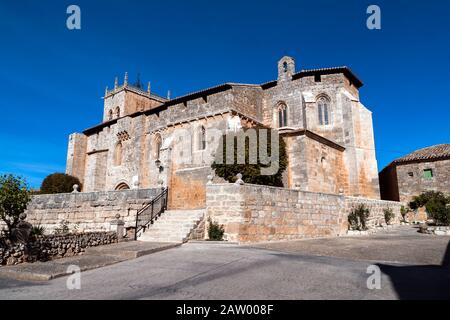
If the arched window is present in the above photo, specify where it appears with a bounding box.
[108,110,113,121]
[115,106,121,118]
[277,103,288,127]
[283,62,288,73]
[198,126,206,150]
[317,96,330,126]
[114,142,123,166]
[115,182,130,190]
[153,134,162,159]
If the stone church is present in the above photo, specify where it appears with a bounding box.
[66,56,381,210]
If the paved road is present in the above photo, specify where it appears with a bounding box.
[253,226,450,266]
[0,227,449,300]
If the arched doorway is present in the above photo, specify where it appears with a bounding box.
[115,182,130,190]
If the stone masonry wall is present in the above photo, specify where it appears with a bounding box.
[396,159,450,203]
[206,183,402,243]
[24,188,161,234]
[344,196,403,228]
[0,232,117,266]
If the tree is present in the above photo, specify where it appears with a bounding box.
[0,174,31,237]
[409,191,450,226]
[40,173,82,194]
[211,127,288,187]
[348,204,370,231]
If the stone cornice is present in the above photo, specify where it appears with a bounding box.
[146,108,264,134]
[279,128,346,152]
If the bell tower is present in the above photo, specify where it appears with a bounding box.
[102,72,167,123]
[278,56,295,82]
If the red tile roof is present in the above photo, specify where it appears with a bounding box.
[394,144,450,164]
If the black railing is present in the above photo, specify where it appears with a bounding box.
[134,188,168,240]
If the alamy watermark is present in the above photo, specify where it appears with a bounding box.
[367,5,381,30]
[366,264,381,290]
[66,264,81,290]
[66,5,81,30]
[166,126,280,176]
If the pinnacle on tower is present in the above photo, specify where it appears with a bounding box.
[124,72,128,86]
[147,82,151,94]
[114,77,118,89]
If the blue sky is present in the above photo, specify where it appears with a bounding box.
[0,0,449,188]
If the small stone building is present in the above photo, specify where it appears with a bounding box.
[379,144,450,202]
[66,56,381,210]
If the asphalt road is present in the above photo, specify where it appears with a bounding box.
[1,227,449,300]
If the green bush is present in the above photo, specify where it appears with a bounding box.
[211,126,288,187]
[31,225,46,236]
[426,198,450,226]
[383,208,395,225]
[400,206,409,222]
[54,220,69,235]
[409,191,450,226]
[0,174,31,238]
[40,173,81,194]
[348,204,370,231]
[207,217,225,241]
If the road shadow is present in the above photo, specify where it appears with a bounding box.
[378,240,450,300]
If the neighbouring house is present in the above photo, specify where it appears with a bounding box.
[379,144,450,203]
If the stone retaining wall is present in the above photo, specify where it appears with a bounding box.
[24,188,162,234]
[344,196,404,228]
[206,183,403,243]
[0,232,117,266]
[419,225,450,236]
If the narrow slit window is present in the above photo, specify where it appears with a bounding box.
[198,126,206,150]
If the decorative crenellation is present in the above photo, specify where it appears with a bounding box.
[104,73,166,102]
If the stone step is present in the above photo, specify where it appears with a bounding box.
[152,220,201,225]
[138,209,205,243]
[147,225,195,229]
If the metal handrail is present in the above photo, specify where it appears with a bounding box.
[134,188,168,240]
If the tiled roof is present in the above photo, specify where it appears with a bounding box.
[84,66,363,135]
[394,144,450,164]
[261,66,363,89]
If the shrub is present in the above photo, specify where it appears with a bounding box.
[207,217,225,241]
[211,126,288,187]
[54,220,70,234]
[40,173,81,194]
[348,204,370,231]
[31,225,46,236]
[0,174,31,238]
[400,206,409,222]
[426,198,450,226]
[72,222,80,234]
[409,191,450,226]
[383,208,395,225]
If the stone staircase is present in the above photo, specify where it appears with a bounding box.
[138,209,205,243]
